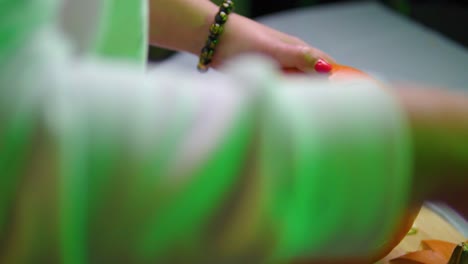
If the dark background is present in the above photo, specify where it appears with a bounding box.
[149,0,468,62]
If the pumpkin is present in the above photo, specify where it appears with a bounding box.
[391,240,468,264]
[283,64,373,82]
[290,207,421,264]
[390,250,447,264]
[283,64,422,264]
[422,240,460,260]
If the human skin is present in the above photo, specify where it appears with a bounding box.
[148,0,336,72]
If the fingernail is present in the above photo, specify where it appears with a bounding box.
[314,59,332,73]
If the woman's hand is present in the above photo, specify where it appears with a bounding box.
[211,14,336,73]
[149,0,335,73]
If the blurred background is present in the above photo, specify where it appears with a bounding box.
[148,0,468,62]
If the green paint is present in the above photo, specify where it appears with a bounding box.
[138,108,254,260]
[0,112,35,241]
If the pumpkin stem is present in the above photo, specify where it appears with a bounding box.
[448,242,468,264]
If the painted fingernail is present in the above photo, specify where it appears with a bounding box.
[314,59,332,73]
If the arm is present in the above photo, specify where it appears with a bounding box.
[148,0,217,56]
[148,0,336,71]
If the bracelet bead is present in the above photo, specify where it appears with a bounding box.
[197,62,209,73]
[209,23,224,36]
[221,1,234,14]
[201,47,215,59]
[215,12,228,25]
[206,37,218,49]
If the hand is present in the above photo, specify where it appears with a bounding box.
[149,0,336,73]
[212,14,336,73]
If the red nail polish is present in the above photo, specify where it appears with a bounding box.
[314,59,332,73]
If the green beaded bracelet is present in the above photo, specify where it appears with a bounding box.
[197,0,234,73]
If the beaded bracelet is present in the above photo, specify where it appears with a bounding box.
[197,0,235,73]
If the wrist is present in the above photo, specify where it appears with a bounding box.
[148,0,218,55]
[196,0,238,72]
[208,14,256,69]
[189,3,220,55]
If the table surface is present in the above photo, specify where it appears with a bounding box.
[379,206,466,263]
[255,1,468,90]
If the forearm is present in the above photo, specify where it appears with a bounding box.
[148,0,218,55]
